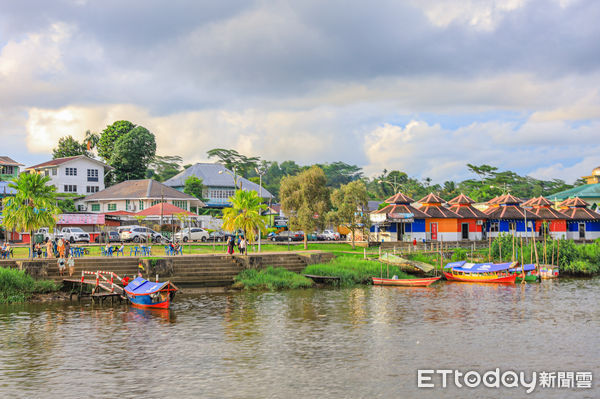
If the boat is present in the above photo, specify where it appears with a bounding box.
[508,264,540,282]
[372,276,441,287]
[123,277,178,309]
[443,261,517,283]
[539,265,559,279]
[379,253,435,274]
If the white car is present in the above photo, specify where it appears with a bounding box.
[174,227,210,242]
[58,227,91,243]
[320,230,340,241]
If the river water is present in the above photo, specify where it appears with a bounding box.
[1,279,598,398]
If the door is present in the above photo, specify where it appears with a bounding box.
[397,223,405,241]
[461,223,469,240]
[431,222,438,241]
[579,223,585,239]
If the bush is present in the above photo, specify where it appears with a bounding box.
[451,248,468,261]
[561,260,600,276]
[234,267,314,290]
[0,267,59,303]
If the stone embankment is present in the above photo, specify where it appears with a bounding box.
[0,252,335,287]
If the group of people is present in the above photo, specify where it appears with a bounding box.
[168,241,181,254]
[0,242,11,259]
[226,235,247,255]
[56,254,75,277]
[103,242,125,256]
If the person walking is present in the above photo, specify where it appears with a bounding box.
[57,238,65,258]
[46,239,54,258]
[67,255,75,277]
[226,236,235,255]
[64,239,71,258]
[239,237,246,255]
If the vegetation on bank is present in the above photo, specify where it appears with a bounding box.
[303,255,413,287]
[0,267,59,304]
[233,267,314,290]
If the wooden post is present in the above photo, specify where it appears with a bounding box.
[520,235,525,284]
[364,248,366,260]
[378,246,381,258]
[488,234,491,262]
[499,240,502,261]
[556,238,561,269]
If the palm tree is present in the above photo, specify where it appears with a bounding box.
[1,173,60,258]
[84,130,101,152]
[222,190,267,254]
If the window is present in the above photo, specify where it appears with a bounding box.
[51,168,57,176]
[509,222,516,231]
[489,222,499,232]
[65,167,77,176]
[151,200,162,206]
[172,200,187,210]
[107,203,117,211]
[139,200,144,210]
[87,169,99,182]
[91,204,100,212]
[63,185,78,193]
[44,170,49,176]
[86,186,99,193]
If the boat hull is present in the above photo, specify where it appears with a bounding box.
[127,294,171,309]
[443,271,516,283]
[372,276,441,287]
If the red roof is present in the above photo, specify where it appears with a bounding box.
[27,156,81,169]
[0,156,24,166]
[559,197,589,208]
[448,193,476,205]
[418,193,445,204]
[522,196,552,207]
[136,202,196,217]
[373,203,429,218]
[385,192,414,204]
[104,210,135,216]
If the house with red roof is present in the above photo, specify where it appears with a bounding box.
[558,197,600,240]
[447,193,488,241]
[483,194,540,238]
[522,196,567,239]
[25,155,110,196]
[370,192,428,242]
[417,193,463,241]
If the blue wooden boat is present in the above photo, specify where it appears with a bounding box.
[123,277,178,309]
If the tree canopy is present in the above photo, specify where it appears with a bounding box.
[329,180,370,248]
[147,155,183,182]
[52,136,90,159]
[97,120,136,161]
[109,126,157,183]
[183,176,205,201]
[222,190,267,247]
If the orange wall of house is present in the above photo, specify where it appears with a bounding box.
[425,219,460,233]
[457,219,483,233]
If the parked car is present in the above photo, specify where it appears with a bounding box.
[270,231,303,242]
[35,227,56,242]
[208,231,225,242]
[319,230,340,241]
[174,227,210,242]
[120,226,160,243]
[94,231,120,243]
[58,227,91,243]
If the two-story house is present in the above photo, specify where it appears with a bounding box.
[25,155,110,196]
[0,156,24,181]
[163,163,274,208]
[78,179,205,214]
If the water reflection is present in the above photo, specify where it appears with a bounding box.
[0,278,598,398]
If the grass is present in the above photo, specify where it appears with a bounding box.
[0,267,59,304]
[303,255,414,286]
[233,266,314,290]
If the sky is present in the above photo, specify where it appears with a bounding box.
[1,0,599,184]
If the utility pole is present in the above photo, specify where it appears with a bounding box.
[255,166,267,253]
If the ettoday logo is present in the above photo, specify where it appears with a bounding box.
[417,369,593,394]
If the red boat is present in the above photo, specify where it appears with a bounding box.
[443,271,517,283]
[372,276,441,287]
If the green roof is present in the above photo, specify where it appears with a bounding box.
[546,183,600,201]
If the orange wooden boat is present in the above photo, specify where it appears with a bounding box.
[372,276,441,287]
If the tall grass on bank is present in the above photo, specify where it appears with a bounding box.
[233,267,314,290]
[0,267,59,303]
[303,256,413,286]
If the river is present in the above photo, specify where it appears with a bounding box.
[1,278,598,398]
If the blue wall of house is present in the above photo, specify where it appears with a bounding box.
[411,219,426,233]
[487,219,530,232]
[568,221,600,232]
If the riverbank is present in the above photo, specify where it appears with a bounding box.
[0,267,60,304]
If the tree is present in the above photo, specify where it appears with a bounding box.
[97,120,136,161]
[57,198,76,213]
[52,136,90,159]
[280,166,330,249]
[319,161,363,188]
[1,173,60,258]
[222,190,267,254]
[84,130,101,151]
[109,126,157,183]
[184,176,205,202]
[147,155,183,182]
[329,180,369,249]
[207,148,260,177]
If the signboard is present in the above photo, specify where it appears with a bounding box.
[370,213,387,223]
[389,212,414,219]
[274,216,288,227]
[57,213,105,225]
[431,222,438,241]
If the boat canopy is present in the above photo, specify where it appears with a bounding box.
[124,277,170,296]
[445,262,514,273]
[509,263,536,272]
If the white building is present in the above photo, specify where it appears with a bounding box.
[78,179,205,214]
[26,156,110,196]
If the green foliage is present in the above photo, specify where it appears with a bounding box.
[234,266,314,290]
[280,166,331,249]
[147,155,182,182]
[183,176,205,200]
[451,248,468,261]
[561,260,600,275]
[52,135,90,159]
[222,190,267,245]
[317,161,363,188]
[303,255,413,286]
[110,126,157,183]
[0,267,59,303]
[97,120,135,161]
[57,198,76,213]
[207,148,260,178]
[329,180,370,248]
[1,173,60,258]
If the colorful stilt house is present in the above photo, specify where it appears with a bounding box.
[521,196,567,239]
[417,193,463,241]
[558,197,600,240]
[447,193,488,241]
[370,193,429,242]
[483,194,539,238]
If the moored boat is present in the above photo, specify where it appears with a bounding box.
[509,264,540,282]
[539,265,559,279]
[123,277,178,309]
[443,261,517,283]
[372,276,441,287]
